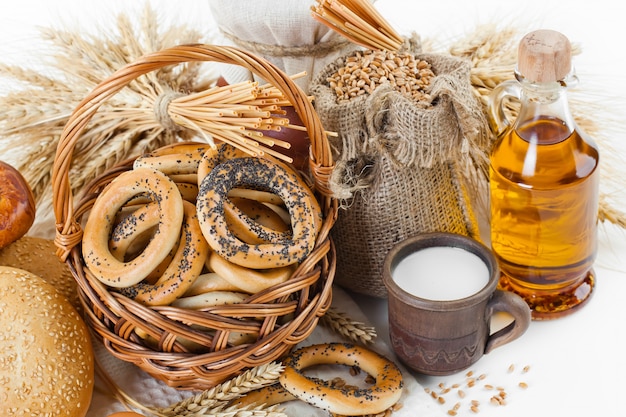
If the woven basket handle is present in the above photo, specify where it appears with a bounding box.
[51,43,334,262]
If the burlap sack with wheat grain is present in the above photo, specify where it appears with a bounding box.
[309,41,491,298]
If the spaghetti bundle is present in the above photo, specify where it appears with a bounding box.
[311,0,403,51]
[112,75,311,163]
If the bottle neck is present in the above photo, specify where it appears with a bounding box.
[514,72,577,139]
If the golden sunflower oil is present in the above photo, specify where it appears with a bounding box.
[488,30,600,319]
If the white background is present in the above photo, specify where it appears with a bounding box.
[1,1,626,416]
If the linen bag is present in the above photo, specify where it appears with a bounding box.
[309,39,491,298]
[207,0,358,92]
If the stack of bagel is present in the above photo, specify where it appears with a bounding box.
[81,142,323,349]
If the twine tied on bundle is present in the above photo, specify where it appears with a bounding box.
[153,91,186,132]
[219,29,353,59]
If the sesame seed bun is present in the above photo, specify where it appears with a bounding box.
[0,236,80,310]
[0,266,94,416]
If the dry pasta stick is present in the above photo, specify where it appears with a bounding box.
[311,0,403,51]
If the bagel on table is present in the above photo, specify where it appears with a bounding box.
[231,342,404,416]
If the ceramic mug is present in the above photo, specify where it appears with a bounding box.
[382,232,531,376]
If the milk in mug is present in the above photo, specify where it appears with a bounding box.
[392,246,489,301]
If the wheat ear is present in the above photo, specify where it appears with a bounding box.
[155,362,286,417]
[320,307,377,345]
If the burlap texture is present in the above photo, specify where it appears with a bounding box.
[309,48,490,298]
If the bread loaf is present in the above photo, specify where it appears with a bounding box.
[0,236,80,310]
[0,266,94,416]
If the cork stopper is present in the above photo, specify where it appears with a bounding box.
[518,29,571,83]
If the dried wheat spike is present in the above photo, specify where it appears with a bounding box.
[157,362,285,417]
[320,307,377,344]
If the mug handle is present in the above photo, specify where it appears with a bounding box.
[484,289,531,354]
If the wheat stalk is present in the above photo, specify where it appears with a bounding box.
[320,307,377,345]
[0,4,210,234]
[150,402,287,417]
[94,360,286,417]
[155,362,286,417]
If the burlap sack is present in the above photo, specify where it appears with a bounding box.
[309,45,490,298]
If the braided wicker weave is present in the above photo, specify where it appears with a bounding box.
[51,44,337,390]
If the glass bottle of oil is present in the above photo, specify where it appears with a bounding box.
[487,29,600,320]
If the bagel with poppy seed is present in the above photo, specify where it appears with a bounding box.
[82,167,184,288]
[196,156,321,269]
[279,343,404,415]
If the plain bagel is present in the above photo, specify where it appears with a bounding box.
[0,266,94,416]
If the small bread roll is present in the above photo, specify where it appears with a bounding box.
[0,236,80,310]
[0,160,36,249]
[0,266,94,416]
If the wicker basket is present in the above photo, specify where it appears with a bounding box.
[51,44,338,390]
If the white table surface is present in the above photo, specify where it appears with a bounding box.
[2,1,626,416]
